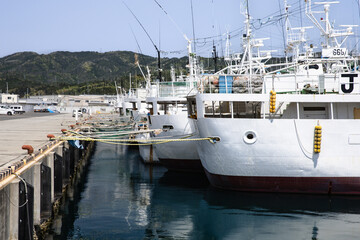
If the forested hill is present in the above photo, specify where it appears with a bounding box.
[0,50,195,96]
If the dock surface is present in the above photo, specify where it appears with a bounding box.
[0,113,74,170]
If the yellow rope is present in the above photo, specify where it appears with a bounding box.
[65,130,84,136]
[94,139,172,146]
[55,136,213,146]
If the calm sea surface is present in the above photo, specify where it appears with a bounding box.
[50,142,360,239]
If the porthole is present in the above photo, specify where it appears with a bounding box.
[243,131,257,144]
[247,133,254,139]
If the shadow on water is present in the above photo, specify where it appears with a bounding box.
[50,144,97,239]
[204,189,360,215]
[48,143,360,240]
[196,189,360,240]
[159,171,209,188]
[146,184,360,240]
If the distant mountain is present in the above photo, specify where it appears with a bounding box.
[0,51,193,95]
[0,51,187,84]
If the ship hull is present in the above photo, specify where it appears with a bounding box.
[137,133,160,164]
[139,144,159,164]
[205,170,360,194]
[150,113,201,172]
[196,117,360,194]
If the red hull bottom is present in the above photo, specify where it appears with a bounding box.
[205,169,360,195]
[159,158,203,173]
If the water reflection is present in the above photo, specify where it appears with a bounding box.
[50,143,360,240]
[201,190,360,240]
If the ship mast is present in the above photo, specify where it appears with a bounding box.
[306,1,357,72]
[284,0,290,63]
[284,0,313,62]
[306,0,356,49]
[243,0,253,93]
[224,31,231,66]
[187,39,197,90]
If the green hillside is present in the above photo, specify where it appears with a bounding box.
[0,51,199,96]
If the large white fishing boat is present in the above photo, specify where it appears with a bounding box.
[189,1,360,194]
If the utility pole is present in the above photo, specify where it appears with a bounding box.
[212,42,218,73]
[129,73,132,95]
[157,50,162,82]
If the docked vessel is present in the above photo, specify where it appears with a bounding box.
[124,67,162,164]
[139,48,202,170]
[190,1,360,194]
[146,94,201,171]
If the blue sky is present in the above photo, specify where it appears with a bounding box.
[0,0,359,58]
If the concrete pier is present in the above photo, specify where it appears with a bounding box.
[0,113,94,239]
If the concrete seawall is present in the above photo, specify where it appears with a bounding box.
[0,113,94,239]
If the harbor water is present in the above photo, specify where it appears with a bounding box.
[50,142,360,239]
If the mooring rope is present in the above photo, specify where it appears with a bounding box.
[60,116,216,146]
[52,135,214,146]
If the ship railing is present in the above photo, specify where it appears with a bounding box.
[331,28,352,37]
[199,71,360,95]
[201,97,339,120]
[265,72,360,95]
[287,32,307,44]
[200,93,360,120]
[202,99,282,120]
[155,81,198,98]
